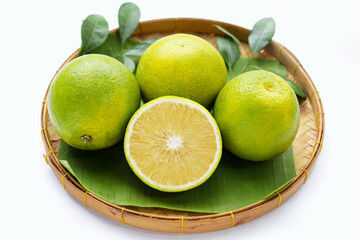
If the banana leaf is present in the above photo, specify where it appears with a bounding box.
[58,140,295,213]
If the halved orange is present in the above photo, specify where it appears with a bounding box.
[124,96,222,192]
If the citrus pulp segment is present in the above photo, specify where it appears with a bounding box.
[124,97,222,192]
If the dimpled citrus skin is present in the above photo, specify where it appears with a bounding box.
[47,54,141,150]
[136,34,227,108]
[214,70,300,161]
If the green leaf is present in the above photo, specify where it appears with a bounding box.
[231,57,250,80]
[284,78,306,98]
[58,141,296,213]
[88,32,155,74]
[123,55,136,73]
[214,25,251,58]
[247,58,287,78]
[231,57,287,80]
[118,2,140,44]
[248,18,275,54]
[89,32,122,58]
[122,39,141,52]
[216,36,240,69]
[88,32,139,65]
[214,25,242,45]
[80,14,109,55]
[116,52,135,73]
[230,57,305,97]
[123,37,160,63]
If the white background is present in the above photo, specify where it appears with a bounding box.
[1,0,359,239]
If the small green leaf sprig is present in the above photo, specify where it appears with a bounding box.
[78,2,159,73]
[215,18,305,98]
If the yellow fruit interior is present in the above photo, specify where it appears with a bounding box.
[128,101,218,187]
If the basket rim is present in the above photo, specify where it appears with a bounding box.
[40,17,325,226]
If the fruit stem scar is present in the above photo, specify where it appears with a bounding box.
[81,134,92,144]
[265,83,275,92]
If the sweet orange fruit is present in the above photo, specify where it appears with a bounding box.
[47,54,141,150]
[124,96,222,192]
[136,34,227,108]
[214,70,300,161]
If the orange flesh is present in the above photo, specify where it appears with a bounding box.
[128,102,218,186]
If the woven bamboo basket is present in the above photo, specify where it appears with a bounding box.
[40,18,324,233]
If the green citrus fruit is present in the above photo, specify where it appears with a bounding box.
[124,96,222,192]
[213,70,300,161]
[136,34,227,108]
[47,54,141,150]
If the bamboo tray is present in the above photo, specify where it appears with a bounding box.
[40,18,324,233]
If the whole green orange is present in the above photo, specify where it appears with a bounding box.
[213,70,300,161]
[47,54,141,150]
[136,34,227,108]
